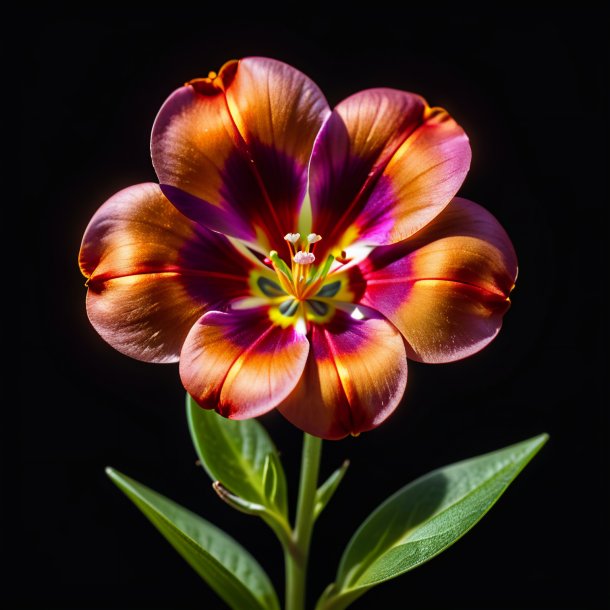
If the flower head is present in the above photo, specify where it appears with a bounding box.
[80,57,517,439]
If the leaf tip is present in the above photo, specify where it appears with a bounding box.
[531,432,550,450]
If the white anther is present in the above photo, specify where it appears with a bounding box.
[293,251,316,265]
[284,233,301,244]
[307,233,322,244]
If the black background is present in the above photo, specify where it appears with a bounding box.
[15,6,607,609]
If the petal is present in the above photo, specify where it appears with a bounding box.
[358,197,517,363]
[152,57,329,252]
[277,308,407,440]
[180,308,309,419]
[86,274,203,364]
[80,183,252,362]
[309,89,471,253]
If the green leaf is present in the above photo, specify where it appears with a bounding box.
[314,460,350,520]
[107,468,280,610]
[317,433,548,610]
[263,454,280,506]
[187,394,288,519]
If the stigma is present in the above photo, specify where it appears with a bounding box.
[294,251,315,264]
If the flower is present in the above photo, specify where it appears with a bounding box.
[79,57,517,440]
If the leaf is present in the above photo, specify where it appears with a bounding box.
[314,460,350,520]
[263,454,280,506]
[316,434,548,610]
[107,468,280,610]
[187,394,288,519]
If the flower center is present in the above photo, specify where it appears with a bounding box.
[253,232,344,329]
[268,232,334,302]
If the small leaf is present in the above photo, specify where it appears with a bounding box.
[263,455,279,506]
[314,460,350,520]
[317,434,548,610]
[187,394,288,518]
[107,468,280,610]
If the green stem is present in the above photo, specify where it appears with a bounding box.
[285,433,323,610]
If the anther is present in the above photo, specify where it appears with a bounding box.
[307,233,322,244]
[293,252,315,265]
[284,233,301,244]
[336,250,351,264]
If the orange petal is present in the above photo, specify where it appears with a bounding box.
[359,197,517,363]
[152,57,329,252]
[180,308,309,419]
[225,57,329,235]
[277,308,407,439]
[86,273,208,363]
[309,89,471,253]
[80,183,252,362]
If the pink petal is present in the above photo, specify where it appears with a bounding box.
[152,57,329,253]
[180,307,309,419]
[277,308,407,439]
[309,89,471,254]
[358,197,517,363]
[80,183,252,362]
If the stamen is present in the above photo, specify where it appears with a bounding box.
[269,251,293,280]
[336,250,352,264]
[268,250,294,295]
[305,254,334,290]
[293,251,315,265]
[265,233,337,327]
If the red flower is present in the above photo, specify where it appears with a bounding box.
[80,58,516,439]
